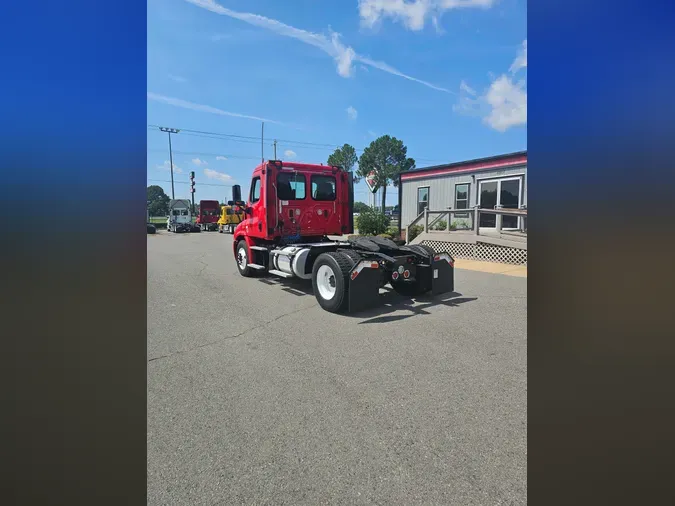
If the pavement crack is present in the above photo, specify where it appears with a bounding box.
[195,254,208,277]
[147,303,318,363]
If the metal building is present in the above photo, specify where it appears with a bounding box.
[398,151,527,231]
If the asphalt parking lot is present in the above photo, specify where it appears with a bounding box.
[147,230,527,505]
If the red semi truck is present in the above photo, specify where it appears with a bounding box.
[230,160,455,313]
[196,200,221,231]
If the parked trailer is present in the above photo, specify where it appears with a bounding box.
[230,160,454,313]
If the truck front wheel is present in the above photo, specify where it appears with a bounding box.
[312,252,352,313]
[236,240,255,277]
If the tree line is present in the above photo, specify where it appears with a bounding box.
[148,135,415,216]
[327,135,415,213]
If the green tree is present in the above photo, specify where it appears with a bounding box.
[357,135,415,212]
[327,144,358,176]
[147,185,170,217]
[353,201,371,213]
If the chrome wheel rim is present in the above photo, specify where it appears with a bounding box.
[237,246,248,269]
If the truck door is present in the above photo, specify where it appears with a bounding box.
[265,163,278,237]
[244,173,265,238]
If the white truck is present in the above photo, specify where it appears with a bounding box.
[167,199,199,233]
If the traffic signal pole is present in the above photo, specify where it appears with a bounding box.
[189,171,195,215]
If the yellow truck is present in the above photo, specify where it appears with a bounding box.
[217,204,244,234]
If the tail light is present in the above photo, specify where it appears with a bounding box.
[351,260,380,280]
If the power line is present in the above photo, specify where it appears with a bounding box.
[147,179,372,196]
[148,179,233,188]
[147,148,261,160]
[148,124,448,164]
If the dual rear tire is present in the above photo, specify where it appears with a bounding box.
[311,251,359,313]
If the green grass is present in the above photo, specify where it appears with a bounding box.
[149,216,197,224]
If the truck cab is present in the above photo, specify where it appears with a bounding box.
[167,199,194,233]
[217,205,244,234]
[233,160,353,245]
[196,200,221,231]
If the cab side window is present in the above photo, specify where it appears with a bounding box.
[277,172,306,200]
[250,177,261,203]
[311,175,336,201]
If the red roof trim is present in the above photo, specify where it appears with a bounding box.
[401,155,527,181]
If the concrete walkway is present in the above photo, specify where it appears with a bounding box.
[454,258,527,277]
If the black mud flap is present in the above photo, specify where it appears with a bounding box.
[347,262,381,313]
[431,253,455,295]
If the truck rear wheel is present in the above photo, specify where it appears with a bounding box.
[236,240,255,277]
[312,252,352,313]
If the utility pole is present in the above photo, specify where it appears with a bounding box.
[261,122,264,164]
[273,139,277,159]
[159,127,180,199]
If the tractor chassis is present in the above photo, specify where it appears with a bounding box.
[238,237,454,314]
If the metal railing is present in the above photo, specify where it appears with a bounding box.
[405,206,527,244]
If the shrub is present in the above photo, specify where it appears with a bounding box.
[433,220,447,231]
[407,224,423,242]
[356,209,390,235]
[377,233,393,239]
[386,226,400,238]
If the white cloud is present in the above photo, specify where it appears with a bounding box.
[157,160,183,174]
[367,130,377,137]
[192,158,207,166]
[168,74,187,83]
[183,0,451,93]
[216,156,228,161]
[483,75,527,131]
[358,0,496,32]
[509,39,527,73]
[454,43,527,132]
[284,149,297,159]
[147,92,283,124]
[204,168,234,183]
[459,80,477,96]
[346,106,358,120]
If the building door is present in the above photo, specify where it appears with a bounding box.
[479,177,522,229]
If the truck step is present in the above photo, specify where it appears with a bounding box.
[250,246,268,251]
[268,269,294,278]
[248,263,266,270]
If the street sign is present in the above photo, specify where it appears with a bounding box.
[365,170,378,193]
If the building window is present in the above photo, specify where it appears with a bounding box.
[250,177,261,203]
[417,186,429,216]
[311,175,336,201]
[455,183,470,217]
[277,172,306,200]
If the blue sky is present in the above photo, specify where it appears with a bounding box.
[148,0,527,204]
